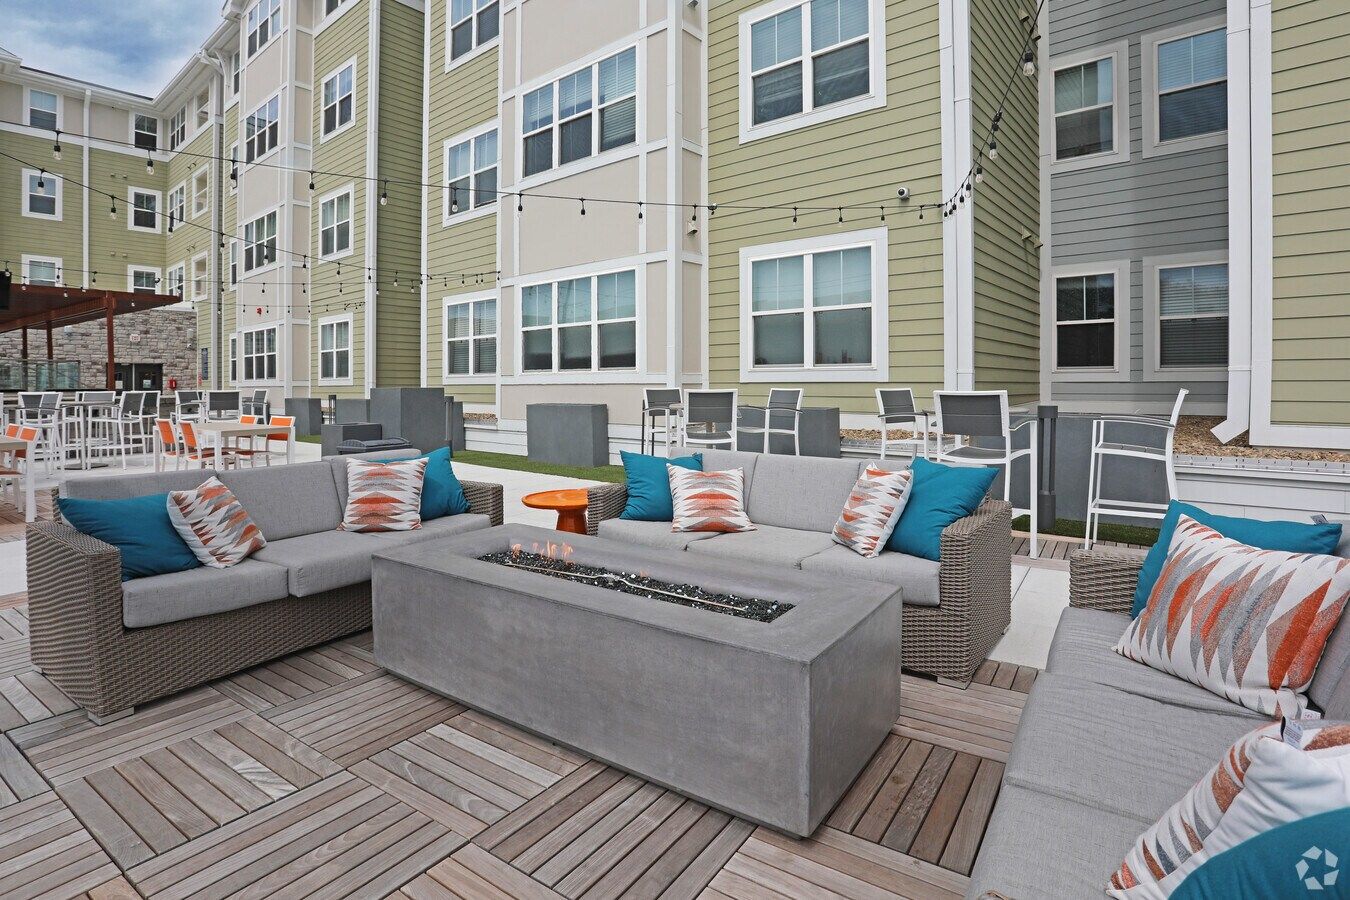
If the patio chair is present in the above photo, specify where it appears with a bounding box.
[241,389,270,420]
[1083,388,1188,549]
[105,391,145,469]
[261,415,295,465]
[933,389,1039,558]
[225,414,266,467]
[640,388,684,456]
[17,392,62,474]
[681,390,738,451]
[153,418,187,471]
[178,420,223,469]
[875,387,934,459]
[1,423,39,523]
[174,390,205,424]
[736,388,803,455]
[138,391,161,453]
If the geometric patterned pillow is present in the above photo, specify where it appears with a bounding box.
[668,466,755,533]
[340,457,428,532]
[166,476,267,568]
[832,466,913,558]
[1108,719,1350,898]
[1114,515,1350,718]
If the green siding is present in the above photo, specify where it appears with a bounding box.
[1270,0,1350,426]
[707,0,946,414]
[0,133,84,288]
[969,0,1039,403]
[88,147,169,292]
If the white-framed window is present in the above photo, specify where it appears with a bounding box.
[21,168,61,220]
[739,0,886,142]
[133,113,158,150]
[1051,261,1130,380]
[191,253,209,300]
[167,182,186,228]
[738,227,889,382]
[229,240,239,285]
[246,0,282,58]
[128,187,160,232]
[166,262,186,297]
[230,51,241,98]
[1143,255,1229,374]
[241,326,279,381]
[168,106,187,150]
[520,270,637,373]
[1143,20,1227,157]
[318,187,353,260]
[521,46,637,179]
[445,295,497,377]
[229,335,239,384]
[21,255,61,287]
[128,266,160,294]
[324,0,348,16]
[245,95,280,162]
[243,210,278,273]
[191,168,210,218]
[318,315,353,383]
[320,60,356,139]
[228,143,239,193]
[445,123,497,220]
[1048,41,1130,170]
[448,0,500,65]
[194,88,211,129]
[25,88,59,131]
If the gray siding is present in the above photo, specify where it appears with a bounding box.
[1047,0,1229,414]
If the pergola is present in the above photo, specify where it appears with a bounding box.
[0,284,185,389]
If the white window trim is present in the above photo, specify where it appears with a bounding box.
[511,263,645,381]
[738,227,890,383]
[1049,260,1131,382]
[167,106,187,151]
[21,254,62,287]
[244,93,283,164]
[127,186,162,233]
[443,119,499,226]
[1141,16,1227,159]
[443,292,498,382]
[191,168,210,219]
[1044,40,1130,173]
[317,184,356,262]
[20,168,62,221]
[228,335,239,385]
[167,180,187,229]
[241,207,281,276]
[165,261,187,298]
[127,265,161,294]
[129,112,159,151]
[1142,250,1229,381]
[737,0,887,144]
[228,143,239,194]
[317,313,355,385]
[22,87,62,131]
[245,0,282,59]
[239,323,280,383]
[315,0,358,35]
[190,252,210,301]
[445,0,501,72]
[319,56,358,142]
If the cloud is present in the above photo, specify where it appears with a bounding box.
[2,0,221,97]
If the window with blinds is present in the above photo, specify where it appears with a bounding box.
[1158,263,1228,368]
[1055,273,1116,368]
[1156,28,1226,143]
[521,47,637,179]
[1054,58,1114,160]
[747,0,873,128]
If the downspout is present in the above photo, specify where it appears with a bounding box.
[364,0,383,393]
[201,49,228,389]
[82,89,91,290]
[665,0,683,391]
[418,1,431,388]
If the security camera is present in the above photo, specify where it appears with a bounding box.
[896,187,910,201]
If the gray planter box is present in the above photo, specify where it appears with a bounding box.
[370,388,448,454]
[284,397,323,437]
[321,422,381,458]
[334,398,370,425]
[527,403,608,467]
[372,525,902,837]
[446,398,466,452]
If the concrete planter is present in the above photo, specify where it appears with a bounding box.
[526,403,608,467]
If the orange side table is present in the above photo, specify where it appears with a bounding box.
[521,488,590,534]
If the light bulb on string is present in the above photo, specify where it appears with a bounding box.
[37,170,45,190]
[109,199,117,218]
[380,180,388,206]
[53,132,62,161]
[975,165,984,184]
[1022,51,1036,77]
[580,198,586,216]
[637,202,643,221]
[792,207,798,224]
[516,192,524,212]
[987,140,999,161]
[837,207,844,224]
[146,153,154,175]
[308,171,315,191]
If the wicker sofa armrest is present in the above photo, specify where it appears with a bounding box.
[939,499,1012,567]
[585,483,629,536]
[1069,547,1148,613]
[461,480,504,527]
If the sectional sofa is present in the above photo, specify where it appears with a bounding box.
[586,448,1013,683]
[26,451,503,722]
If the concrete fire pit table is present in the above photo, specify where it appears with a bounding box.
[371,525,902,837]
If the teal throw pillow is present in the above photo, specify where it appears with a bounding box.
[1170,807,1350,899]
[619,451,702,521]
[419,447,470,519]
[58,493,202,582]
[887,458,998,561]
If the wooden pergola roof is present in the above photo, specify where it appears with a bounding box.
[0,284,183,333]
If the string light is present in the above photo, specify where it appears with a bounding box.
[109,198,117,218]
[1022,51,1036,77]
[308,171,315,191]
[580,198,586,216]
[987,139,999,161]
[516,192,524,213]
[146,152,154,175]
[637,202,643,221]
[975,165,984,184]
[52,132,62,161]
[36,170,45,190]
[380,180,389,206]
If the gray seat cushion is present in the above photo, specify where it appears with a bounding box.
[364,513,493,549]
[218,462,343,541]
[64,468,216,500]
[687,525,838,568]
[252,530,381,597]
[596,518,718,552]
[799,545,941,606]
[121,559,290,628]
[966,784,1142,900]
[1004,673,1263,825]
[744,454,863,532]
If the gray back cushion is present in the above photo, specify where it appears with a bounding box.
[328,450,423,510]
[1310,516,1350,715]
[218,461,343,541]
[745,455,865,533]
[682,448,762,497]
[62,469,216,500]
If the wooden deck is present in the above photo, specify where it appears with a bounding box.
[0,595,1035,899]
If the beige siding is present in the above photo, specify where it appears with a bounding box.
[222,112,240,385]
[1270,0,1350,426]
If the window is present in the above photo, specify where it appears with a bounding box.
[22,169,60,220]
[741,0,883,139]
[167,183,186,227]
[522,47,636,178]
[1158,263,1228,368]
[228,143,239,193]
[325,0,347,14]
[245,96,280,161]
[192,168,210,218]
[319,188,352,259]
[195,88,211,129]
[445,297,497,376]
[1144,21,1227,156]
[1055,272,1117,369]
[191,254,209,300]
[133,114,158,150]
[22,256,61,287]
[247,0,281,57]
[520,270,637,373]
[321,62,355,138]
[229,335,238,383]
[242,327,278,381]
[445,126,497,217]
[168,106,187,150]
[129,188,160,232]
[129,267,159,294]
[229,241,239,285]
[27,89,58,130]
[166,263,186,297]
[1054,59,1112,160]
[243,211,278,272]
[319,317,352,381]
[448,0,500,63]
[230,51,241,97]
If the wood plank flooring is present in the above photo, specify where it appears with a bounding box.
[0,600,1037,898]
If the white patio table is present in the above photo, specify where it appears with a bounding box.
[188,419,295,471]
[0,435,37,522]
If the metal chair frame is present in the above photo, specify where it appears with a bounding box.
[736,388,803,455]
[640,388,684,457]
[681,389,739,452]
[875,387,935,459]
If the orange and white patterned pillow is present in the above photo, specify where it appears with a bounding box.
[340,457,428,532]
[833,466,913,558]
[1114,515,1350,718]
[668,466,754,534]
[1108,719,1350,898]
[167,476,266,568]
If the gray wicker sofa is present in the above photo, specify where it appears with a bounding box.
[27,452,504,723]
[966,541,1350,899]
[586,448,1012,683]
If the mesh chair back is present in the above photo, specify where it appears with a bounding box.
[17,393,41,411]
[934,391,1008,439]
[766,388,802,410]
[877,388,919,423]
[180,421,202,451]
[141,391,160,414]
[81,391,115,403]
[684,391,735,432]
[267,416,294,444]
[643,388,682,412]
[40,391,62,411]
[177,390,201,405]
[120,391,143,414]
[155,419,178,450]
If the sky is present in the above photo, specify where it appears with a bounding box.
[1,0,221,98]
